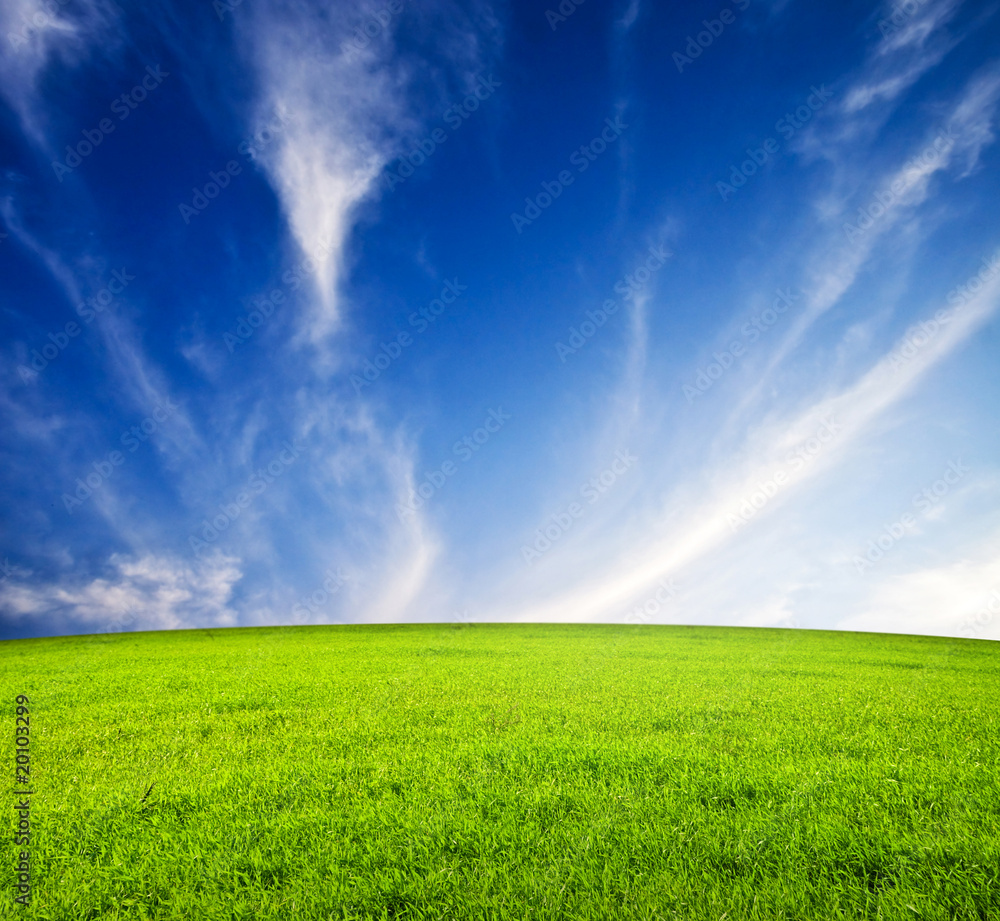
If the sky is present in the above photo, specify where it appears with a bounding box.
[1,0,999,642]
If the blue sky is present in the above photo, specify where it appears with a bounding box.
[2,0,999,641]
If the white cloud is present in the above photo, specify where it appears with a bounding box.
[219,0,504,624]
[844,0,962,115]
[946,64,1000,177]
[0,552,242,634]
[482,119,1000,627]
[0,0,119,148]
[241,0,499,357]
[616,0,641,33]
[838,539,1000,639]
[728,62,1000,427]
[877,0,962,58]
[1,208,203,461]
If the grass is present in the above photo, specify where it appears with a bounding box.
[1,623,998,920]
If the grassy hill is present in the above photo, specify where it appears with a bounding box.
[2,624,998,919]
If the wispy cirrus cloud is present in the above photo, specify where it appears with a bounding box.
[1,0,504,635]
[243,0,499,355]
[219,0,503,620]
[844,0,963,116]
[490,249,1000,624]
[744,61,1000,409]
[2,0,997,641]
[0,0,121,148]
[474,6,1000,630]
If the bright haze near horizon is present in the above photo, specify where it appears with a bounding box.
[1,0,999,641]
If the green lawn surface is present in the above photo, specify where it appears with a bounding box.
[1,623,998,920]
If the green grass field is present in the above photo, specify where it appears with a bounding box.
[2,624,998,920]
